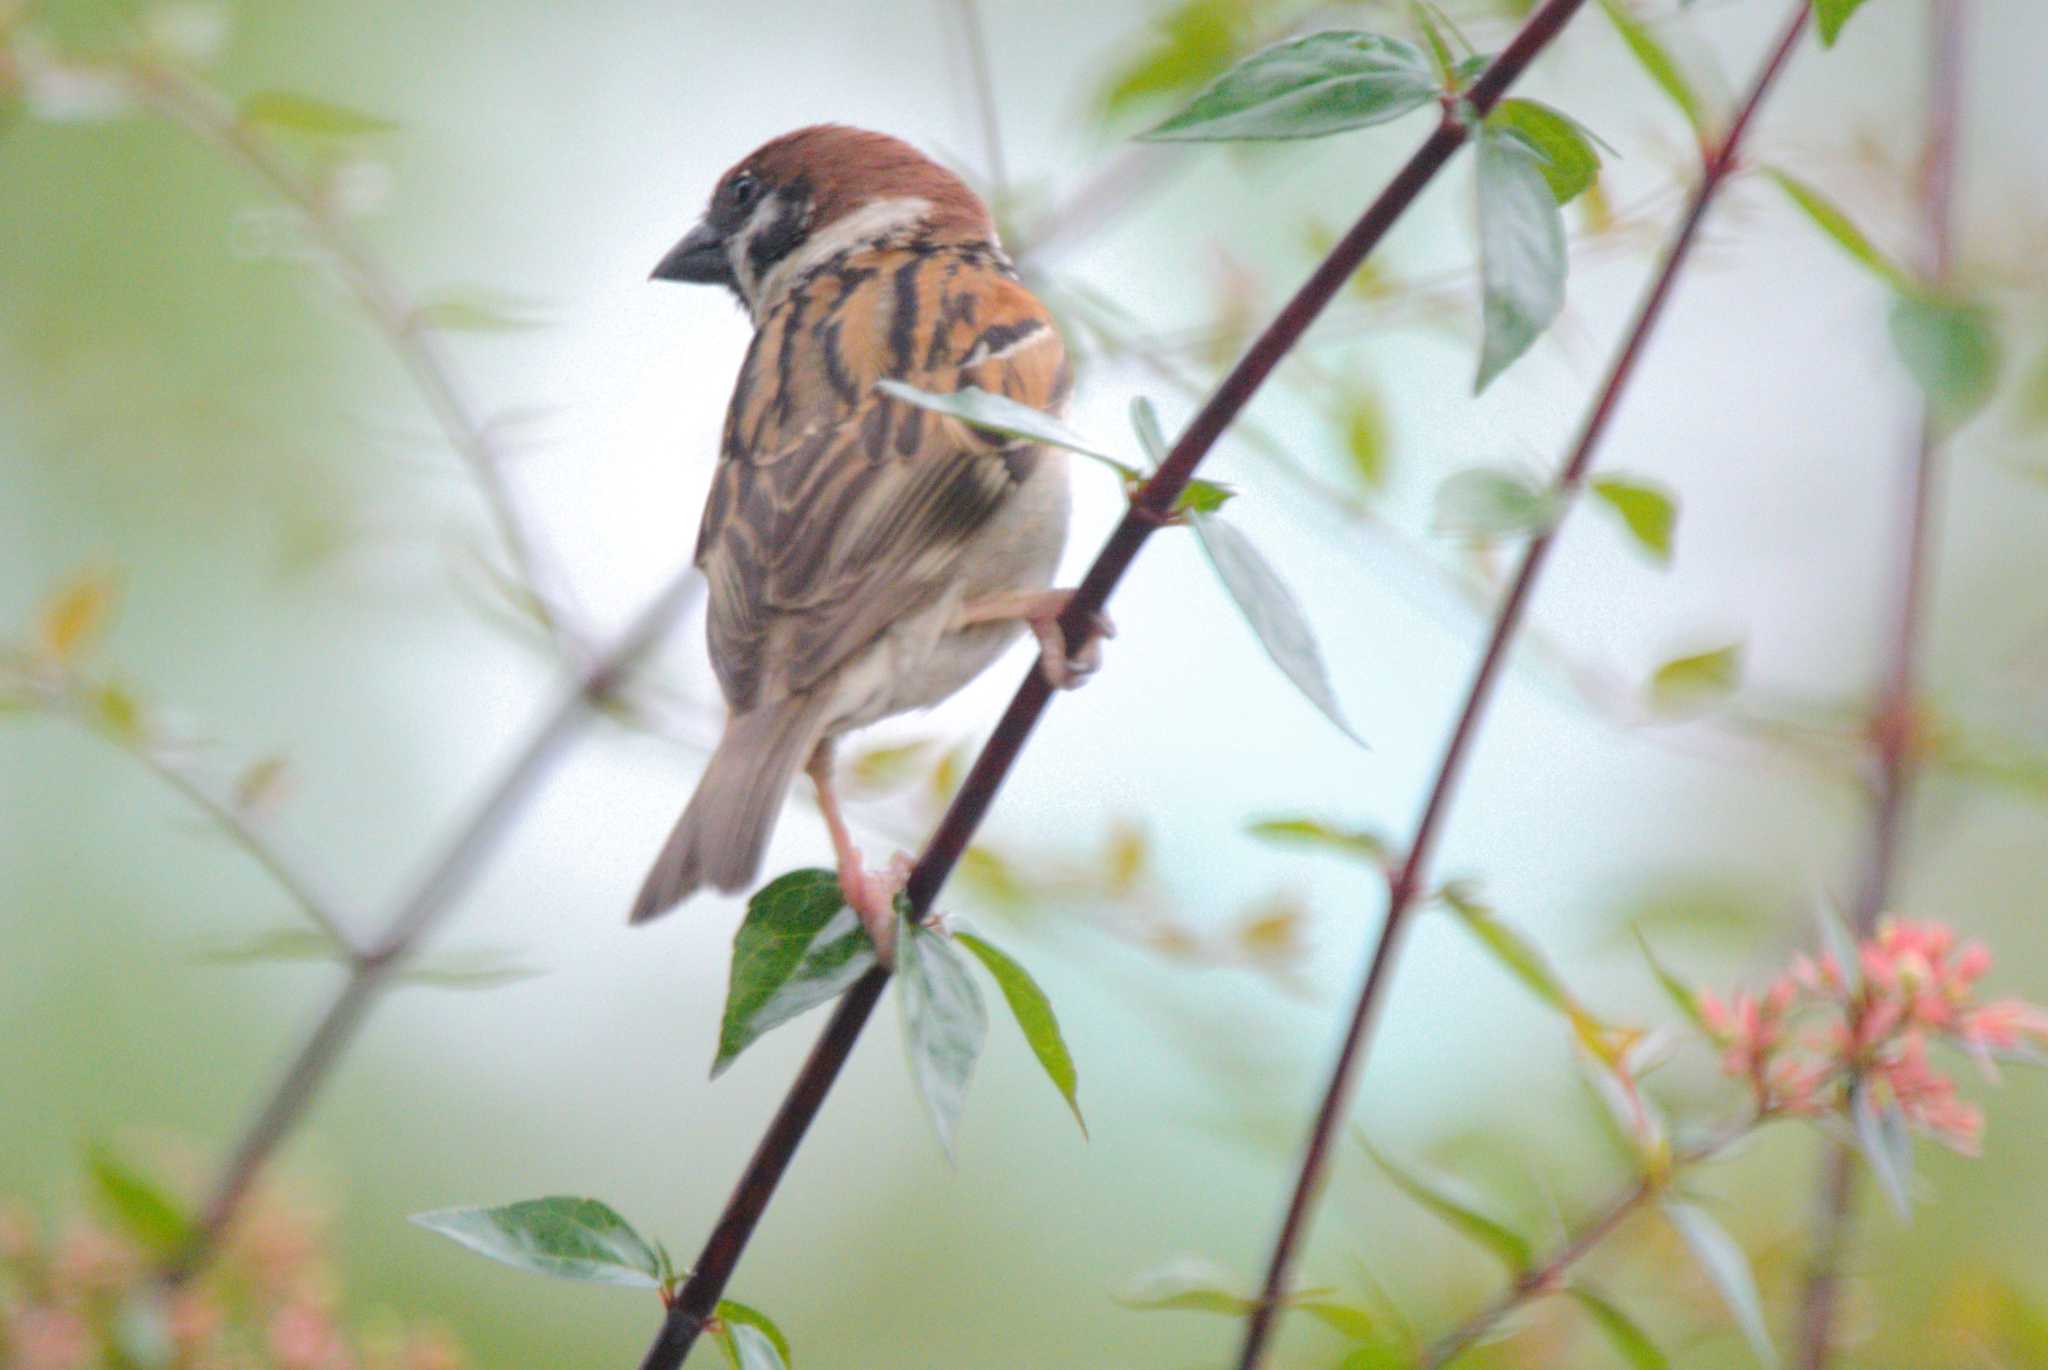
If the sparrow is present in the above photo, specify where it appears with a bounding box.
[630,124,1107,951]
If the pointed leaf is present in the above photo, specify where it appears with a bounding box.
[1173,478,1239,514]
[1189,512,1367,747]
[1633,928,1707,1033]
[1595,0,1708,137]
[34,567,120,666]
[712,1322,786,1370]
[1140,31,1438,142]
[1411,1,1456,86]
[199,926,344,966]
[1648,644,1741,715]
[876,381,1131,474]
[1590,477,1677,564]
[1851,1080,1915,1219]
[1436,882,1576,1023]
[239,90,397,138]
[1569,1284,1670,1370]
[714,1301,792,1368]
[1130,395,1171,466]
[1358,1134,1532,1274]
[1433,467,1559,539]
[1663,1200,1777,1367]
[716,869,878,1077]
[1247,816,1390,866]
[953,931,1086,1137]
[1763,169,1913,293]
[1116,1257,1262,1316]
[411,1197,660,1288]
[1814,898,1863,994]
[1489,99,1603,204]
[1889,294,2000,432]
[1337,384,1393,492]
[86,1146,193,1257]
[1813,0,1872,47]
[896,922,988,1160]
[414,287,550,333]
[1475,127,1568,391]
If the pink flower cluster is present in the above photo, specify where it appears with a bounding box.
[1694,918,2048,1154]
[0,1182,463,1370]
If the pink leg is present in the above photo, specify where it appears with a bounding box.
[956,588,1115,691]
[807,744,906,963]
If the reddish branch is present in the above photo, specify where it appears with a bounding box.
[631,2,1593,1364]
[1232,6,1814,1365]
[1795,2,1970,1363]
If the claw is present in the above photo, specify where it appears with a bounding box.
[836,849,908,964]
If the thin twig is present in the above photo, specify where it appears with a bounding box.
[1232,9,1813,1364]
[630,5,1594,1365]
[1420,1124,1754,1367]
[126,56,586,662]
[166,568,701,1281]
[1794,3,1968,1363]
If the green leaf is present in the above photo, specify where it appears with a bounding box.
[715,869,878,1078]
[1410,1,1456,86]
[199,925,344,965]
[1569,1284,1670,1370]
[1763,169,1913,293]
[1099,0,1251,121]
[1174,478,1239,514]
[1813,0,1872,47]
[1633,928,1707,1033]
[1889,294,2001,431]
[714,1301,792,1369]
[1474,126,1567,392]
[414,287,550,333]
[712,1320,786,1370]
[239,90,398,138]
[1358,1133,1532,1274]
[1336,384,1393,491]
[411,1197,661,1288]
[86,1145,192,1257]
[1130,395,1171,466]
[1435,882,1576,1024]
[1433,467,1558,539]
[1648,643,1741,715]
[1188,512,1367,748]
[1489,99,1603,204]
[1595,0,1708,137]
[1115,1257,1367,1334]
[1590,476,1676,564]
[1663,1200,1778,1367]
[896,922,988,1160]
[200,928,540,990]
[1247,816,1390,866]
[1851,1080,1914,1219]
[954,931,1087,1138]
[1140,31,1439,141]
[875,381,1134,476]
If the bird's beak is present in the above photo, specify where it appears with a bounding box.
[650,221,732,286]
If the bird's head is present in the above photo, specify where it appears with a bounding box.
[652,125,995,319]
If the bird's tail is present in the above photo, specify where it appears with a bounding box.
[628,693,833,924]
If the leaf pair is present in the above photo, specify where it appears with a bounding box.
[714,870,1085,1154]
[410,1198,790,1369]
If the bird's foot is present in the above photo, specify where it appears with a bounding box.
[837,848,913,964]
[957,588,1114,690]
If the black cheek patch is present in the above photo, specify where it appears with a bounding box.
[746,195,810,280]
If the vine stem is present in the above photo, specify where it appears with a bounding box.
[165,567,700,1282]
[1794,2,1968,1363]
[632,2,1594,1364]
[1232,7,1813,1365]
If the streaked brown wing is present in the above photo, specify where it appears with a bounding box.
[696,245,1070,711]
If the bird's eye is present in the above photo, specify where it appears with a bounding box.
[728,172,761,210]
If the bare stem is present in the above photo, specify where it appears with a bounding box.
[631,3,1594,1364]
[165,568,700,1282]
[126,57,586,661]
[1232,9,1813,1365]
[1794,3,1968,1363]
[1420,1125,1754,1367]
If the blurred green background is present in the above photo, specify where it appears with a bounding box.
[5,0,2048,1365]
